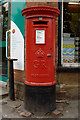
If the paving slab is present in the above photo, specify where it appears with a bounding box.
[1,93,79,118]
[2,104,23,118]
[60,100,79,118]
[7,99,23,108]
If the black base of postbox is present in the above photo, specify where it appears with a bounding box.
[24,84,56,115]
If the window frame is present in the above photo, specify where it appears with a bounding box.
[58,1,80,72]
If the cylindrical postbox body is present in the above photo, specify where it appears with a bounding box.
[22,6,60,86]
[22,6,60,115]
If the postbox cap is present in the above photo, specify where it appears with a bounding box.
[21,6,60,18]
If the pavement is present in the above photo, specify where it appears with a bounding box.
[0,86,79,119]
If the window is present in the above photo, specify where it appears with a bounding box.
[0,2,8,77]
[61,2,80,67]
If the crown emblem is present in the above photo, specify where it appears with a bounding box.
[35,48,45,58]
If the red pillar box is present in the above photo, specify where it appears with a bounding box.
[22,6,60,115]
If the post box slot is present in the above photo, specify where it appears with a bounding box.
[33,21,47,25]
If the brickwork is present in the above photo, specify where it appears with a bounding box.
[56,72,79,99]
[14,70,25,83]
[58,72,78,85]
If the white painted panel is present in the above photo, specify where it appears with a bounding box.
[10,21,24,70]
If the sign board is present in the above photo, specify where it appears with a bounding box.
[10,21,24,70]
[63,37,75,63]
[36,30,45,44]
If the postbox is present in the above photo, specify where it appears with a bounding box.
[22,6,60,115]
[22,6,60,86]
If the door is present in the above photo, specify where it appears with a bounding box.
[0,1,9,82]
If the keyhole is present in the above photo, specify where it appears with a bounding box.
[50,48,52,50]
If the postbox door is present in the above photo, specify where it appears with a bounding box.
[26,18,56,85]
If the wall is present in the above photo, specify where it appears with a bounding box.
[56,72,79,99]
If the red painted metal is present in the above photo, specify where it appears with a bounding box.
[22,6,60,86]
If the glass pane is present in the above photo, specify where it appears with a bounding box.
[0,2,8,78]
[2,3,8,41]
[62,2,80,65]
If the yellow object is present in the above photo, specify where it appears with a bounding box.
[63,44,75,48]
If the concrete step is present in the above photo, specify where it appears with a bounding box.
[0,87,8,99]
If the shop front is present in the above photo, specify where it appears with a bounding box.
[57,1,80,98]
